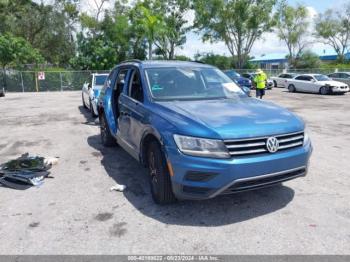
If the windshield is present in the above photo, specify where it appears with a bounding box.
[314,75,330,81]
[225,70,241,78]
[94,75,108,86]
[145,67,245,101]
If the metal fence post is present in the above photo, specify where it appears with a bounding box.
[20,71,24,92]
[60,72,63,91]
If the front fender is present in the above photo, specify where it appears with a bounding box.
[139,114,178,164]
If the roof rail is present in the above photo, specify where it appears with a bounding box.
[121,59,142,64]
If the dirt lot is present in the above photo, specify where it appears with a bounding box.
[0,89,349,254]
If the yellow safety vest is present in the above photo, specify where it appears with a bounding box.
[254,73,267,89]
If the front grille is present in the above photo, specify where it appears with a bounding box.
[224,131,304,156]
[221,167,306,195]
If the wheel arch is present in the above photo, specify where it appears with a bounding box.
[140,129,164,167]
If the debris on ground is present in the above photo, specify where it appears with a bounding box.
[0,153,59,190]
[110,183,126,192]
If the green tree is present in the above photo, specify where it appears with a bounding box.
[0,33,43,87]
[294,50,321,69]
[315,3,350,62]
[0,0,78,66]
[275,1,310,67]
[0,34,43,69]
[133,2,163,60]
[194,53,234,69]
[155,0,190,59]
[193,0,277,69]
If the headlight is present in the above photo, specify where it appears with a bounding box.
[173,135,230,159]
[303,132,310,145]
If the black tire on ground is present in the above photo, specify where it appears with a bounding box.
[273,80,277,88]
[99,114,116,147]
[89,98,97,117]
[288,84,296,93]
[319,86,329,95]
[82,93,88,109]
[148,141,176,204]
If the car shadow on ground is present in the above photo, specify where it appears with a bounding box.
[78,105,99,125]
[86,132,295,227]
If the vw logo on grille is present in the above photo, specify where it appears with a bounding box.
[266,137,279,153]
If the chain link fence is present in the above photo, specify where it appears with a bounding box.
[0,70,109,92]
[234,68,349,77]
[1,68,349,92]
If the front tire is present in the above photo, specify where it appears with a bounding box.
[273,80,277,88]
[320,86,329,95]
[148,141,176,204]
[288,84,296,93]
[99,114,116,147]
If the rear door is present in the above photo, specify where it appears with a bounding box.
[118,67,146,159]
[303,76,317,93]
[276,74,285,87]
[293,75,307,91]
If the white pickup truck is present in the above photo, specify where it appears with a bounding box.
[286,74,349,95]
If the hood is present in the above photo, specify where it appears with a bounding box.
[317,80,348,87]
[155,98,304,140]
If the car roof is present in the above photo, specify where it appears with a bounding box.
[118,60,214,69]
[91,73,109,76]
[297,74,322,77]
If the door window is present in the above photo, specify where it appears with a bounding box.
[295,75,307,81]
[115,69,128,91]
[340,73,350,79]
[113,69,128,117]
[128,70,144,102]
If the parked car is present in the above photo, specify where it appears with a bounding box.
[327,72,350,86]
[286,74,349,95]
[0,87,5,97]
[224,70,252,89]
[82,73,108,117]
[270,73,297,88]
[97,60,312,204]
[241,72,273,89]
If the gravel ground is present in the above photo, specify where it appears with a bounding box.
[0,89,349,255]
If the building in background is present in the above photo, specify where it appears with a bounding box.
[250,50,350,69]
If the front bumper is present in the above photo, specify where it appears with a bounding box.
[166,141,312,200]
[331,86,349,93]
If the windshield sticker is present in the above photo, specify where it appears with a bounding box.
[152,84,163,91]
[223,83,241,92]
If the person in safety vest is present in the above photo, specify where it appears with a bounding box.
[253,69,267,99]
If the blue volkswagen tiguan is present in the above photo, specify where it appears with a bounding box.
[97,60,312,204]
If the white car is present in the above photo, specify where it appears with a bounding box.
[82,73,108,117]
[286,74,349,95]
[328,72,350,86]
[270,73,297,88]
